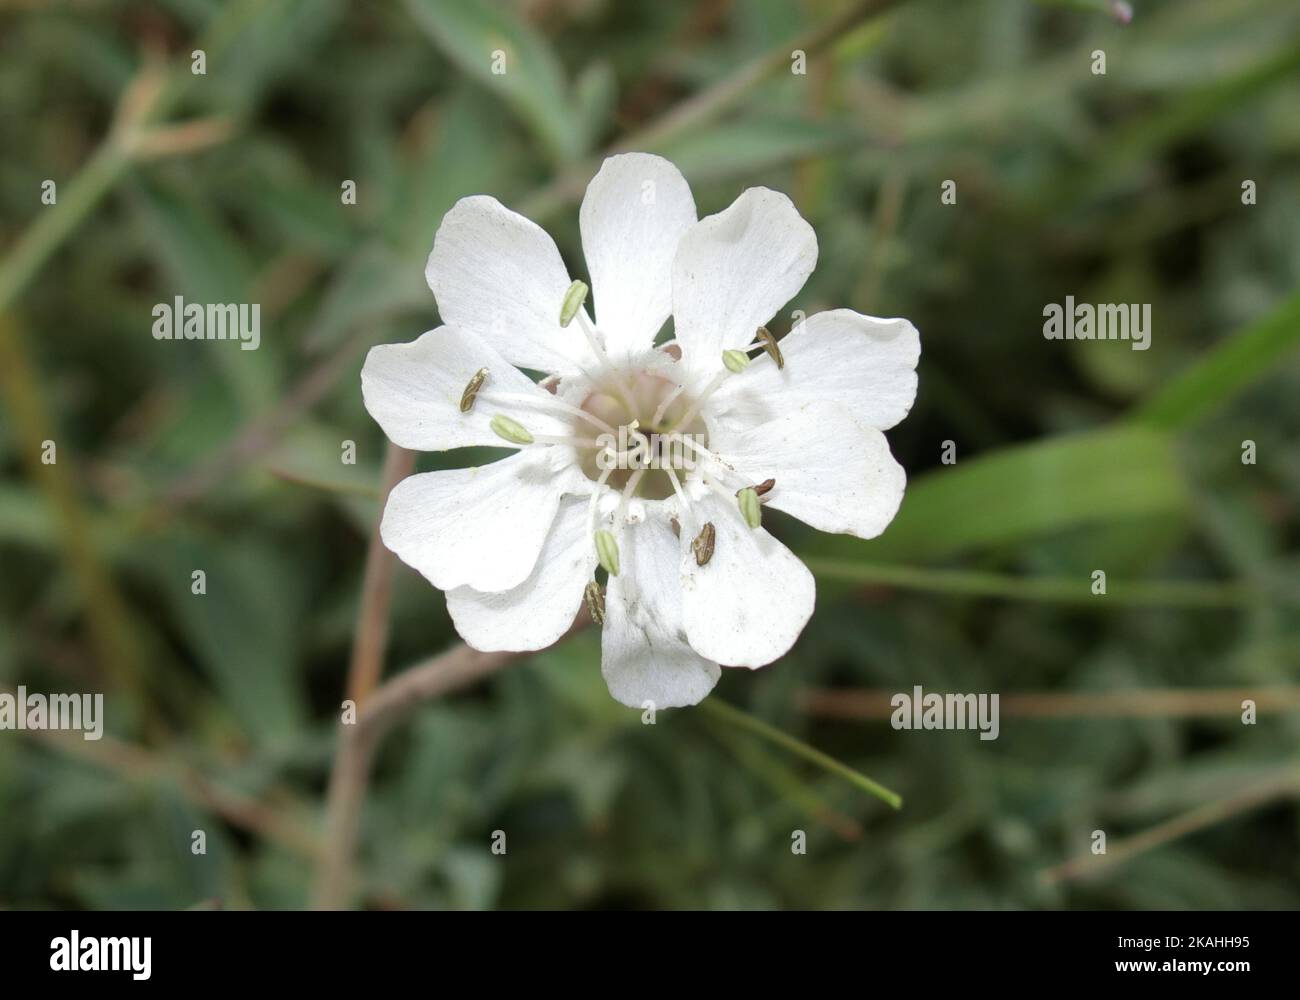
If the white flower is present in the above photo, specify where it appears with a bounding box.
[361,153,919,709]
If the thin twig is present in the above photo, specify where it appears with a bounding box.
[311,642,527,910]
[700,698,902,809]
[0,315,144,698]
[346,441,416,706]
[1040,767,1300,885]
[517,0,906,222]
[800,686,1300,720]
[19,722,322,861]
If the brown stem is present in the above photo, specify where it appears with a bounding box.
[799,686,1300,720]
[17,719,322,862]
[346,441,415,706]
[311,643,524,910]
[1039,767,1300,886]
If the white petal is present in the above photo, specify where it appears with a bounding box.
[602,515,720,709]
[580,153,697,363]
[361,326,570,452]
[680,493,814,667]
[711,309,920,432]
[445,495,595,651]
[671,187,817,380]
[381,448,584,593]
[426,195,593,376]
[708,400,906,539]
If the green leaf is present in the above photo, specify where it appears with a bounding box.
[405,0,583,164]
[659,116,877,182]
[1135,289,1300,430]
[129,178,276,410]
[829,425,1189,564]
[131,534,305,744]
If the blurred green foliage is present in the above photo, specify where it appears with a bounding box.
[0,0,1298,910]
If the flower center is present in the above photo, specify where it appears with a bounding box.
[575,370,708,500]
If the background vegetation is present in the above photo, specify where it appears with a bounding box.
[1,0,1298,910]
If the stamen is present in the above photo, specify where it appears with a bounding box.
[585,457,617,535]
[594,529,621,577]
[490,414,601,449]
[737,487,762,529]
[691,522,716,566]
[650,382,686,428]
[480,390,617,436]
[755,326,784,369]
[665,361,736,435]
[532,433,603,448]
[737,477,775,498]
[722,349,751,374]
[559,280,589,328]
[460,367,489,412]
[663,464,693,534]
[584,580,605,625]
[670,434,737,479]
[614,467,647,524]
[702,474,756,530]
[490,414,533,445]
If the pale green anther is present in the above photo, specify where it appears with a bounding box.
[737,487,762,529]
[594,529,621,577]
[722,349,751,374]
[560,280,589,328]
[490,414,533,445]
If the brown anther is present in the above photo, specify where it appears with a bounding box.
[737,478,775,499]
[584,581,605,625]
[756,326,784,369]
[691,522,716,566]
[460,367,489,412]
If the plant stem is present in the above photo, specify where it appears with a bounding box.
[805,558,1267,608]
[700,698,903,810]
[517,0,907,223]
[345,441,415,706]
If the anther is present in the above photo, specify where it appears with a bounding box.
[584,580,606,625]
[560,280,589,328]
[460,367,489,412]
[737,487,762,529]
[594,529,621,576]
[722,349,751,374]
[755,326,784,369]
[691,522,716,566]
[737,478,775,499]
[490,414,534,445]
